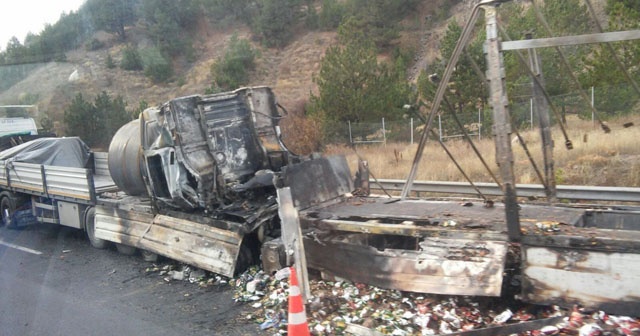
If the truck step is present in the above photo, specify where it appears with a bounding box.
[36,216,59,224]
[33,202,56,211]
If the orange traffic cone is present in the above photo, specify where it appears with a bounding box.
[287,267,310,336]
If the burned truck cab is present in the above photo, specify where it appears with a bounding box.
[110,87,294,213]
[101,87,295,276]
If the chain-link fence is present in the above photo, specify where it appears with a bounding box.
[335,83,639,146]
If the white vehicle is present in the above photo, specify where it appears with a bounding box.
[0,117,38,137]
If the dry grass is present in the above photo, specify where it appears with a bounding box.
[326,115,640,187]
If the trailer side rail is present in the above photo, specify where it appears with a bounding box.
[0,161,96,204]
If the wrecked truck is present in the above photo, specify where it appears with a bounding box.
[2,1,640,319]
[0,86,297,277]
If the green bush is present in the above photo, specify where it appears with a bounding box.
[141,47,173,83]
[210,35,258,90]
[120,46,143,71]
[85,38,104,51]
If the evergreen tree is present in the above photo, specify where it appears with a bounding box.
[417,21,487,132]
[309,37,412,128]
[579,0,640,115]
[141,0,198,55]
[120,46,143,70]
[64,93,101,146]
[141,47,173,83]
[255,0,300,48]
[86,0,137,40]
[64,92,134,148]
[318,0,346,30]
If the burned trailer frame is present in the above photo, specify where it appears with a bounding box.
[278,156,512,297]
[275,0,640,315]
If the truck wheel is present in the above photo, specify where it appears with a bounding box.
[0,195,16,229]
[116,243,137,256]
[141,250,159,262]
[84,207,108,249]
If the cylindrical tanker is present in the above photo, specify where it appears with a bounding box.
[108,120,147,196]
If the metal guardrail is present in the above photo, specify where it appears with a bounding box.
[372,179,640,202]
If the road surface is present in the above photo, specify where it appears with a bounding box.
[0,223,261,336]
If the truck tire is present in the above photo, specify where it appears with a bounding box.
[84,207,108,249]
[141,249,159,262]
[0,194,16,229]
[116,243,137,256]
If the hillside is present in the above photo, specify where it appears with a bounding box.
[0,0,462,135]
[0,0,618,139]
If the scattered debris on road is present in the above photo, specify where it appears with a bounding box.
[143,262,639,335]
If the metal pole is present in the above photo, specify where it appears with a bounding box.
[382,118,386,145]
[485,5,521,242]
[591,86,595,127]
[527,33,556,202]
[410,118,414,145]
[530,98,534,129]
[400,1,486,200]
[348,120,352,145]
[478,108,482,141]
[277,187,310,301]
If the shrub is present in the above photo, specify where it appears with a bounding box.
[210,34,257,90]
[120,46,143,71]
[140,47,173,83]
[105,54,116,69]
[85,38,104,51]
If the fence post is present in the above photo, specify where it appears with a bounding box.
[530,98,534,129]
[348,120,353,145]
[382,118,386,145]
[591,86,595,127]
[478,108,482,141]
[438,114,443,142]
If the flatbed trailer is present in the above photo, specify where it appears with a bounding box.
[0,142,115,231]
[303,197,640,314]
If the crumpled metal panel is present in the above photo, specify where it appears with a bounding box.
[95,205,243,277]
[282,155,354,210]
[164,95,216,209]
[198,90,262,184]
[520,208,640,315]
[304,234,507,296]
[521,246,640,315]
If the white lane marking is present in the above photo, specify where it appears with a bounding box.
[0,240,43,255]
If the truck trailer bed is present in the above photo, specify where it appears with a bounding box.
[298,196,640,314]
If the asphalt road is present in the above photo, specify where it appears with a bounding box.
[0,223,261,336]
